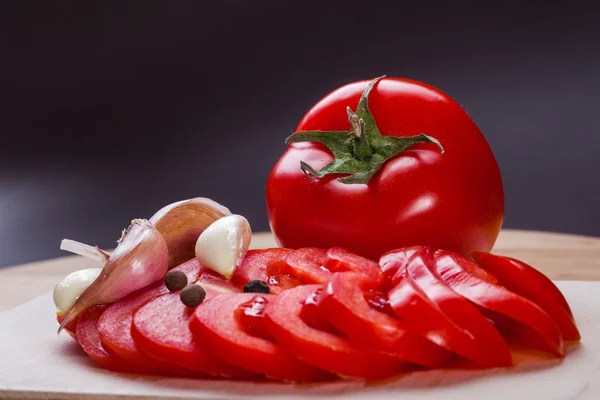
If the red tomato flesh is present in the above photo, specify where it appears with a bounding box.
[324,247,384,284]
[387,247,512,368]
[235,295,273,340]
[196,265,240,294]
[76,304,171,375]
[433,250,564,356]
[97,258,200,369]
[190,293,331,382]
[56,313,79,341]
[283,247,383,286]
[283,248,330,284]
[263,284,407,380]
[320,272,452,367]
[76,305,154,373]
[132,293,255,378]
[231,248,300,294]
[379,246,421,286]
[472,251,580,340]
[300,286,339,334]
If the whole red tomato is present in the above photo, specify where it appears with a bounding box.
[266,77,503,259]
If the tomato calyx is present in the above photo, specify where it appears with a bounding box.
[285,76,444,184]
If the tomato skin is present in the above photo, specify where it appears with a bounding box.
[320,272,452,367]
[387,247,512,368]
[267,77,503,260]
[471,251,580,340]
[379,246,422,285]
[433,250,564,356]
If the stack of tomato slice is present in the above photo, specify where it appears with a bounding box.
[58,246,580,382]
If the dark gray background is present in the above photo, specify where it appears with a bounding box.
[1,1,599,267]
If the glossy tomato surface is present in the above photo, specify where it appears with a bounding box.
[267,77,504,259]
[190,293,331,382]
[471,251,580,340]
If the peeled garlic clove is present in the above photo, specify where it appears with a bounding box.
[195,214,251,279]
[150,197,231,268]
[58,219,168,333]
[53,268,102,314]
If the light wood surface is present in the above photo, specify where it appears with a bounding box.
[0,229,599,312]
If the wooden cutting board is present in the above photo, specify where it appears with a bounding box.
[1,230,600,400]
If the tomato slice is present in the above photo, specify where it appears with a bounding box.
[283,247,383,286]
[235,295,272,340]
[131,267,253,378]
[324,247,383,284]
[379,246,421,285]
[132,293,256,378]
[387,247,512,368]
[97,258,200,369]
[196,265,240,294]
[231,248,300,294]
[77,305,127,371]
[76,305,154,373]
[299,287,339,333]
[471,251,580,341]
[283,248,330,284]
[56,313,79,341]
[320,272,452,367]
[263,284,406,379]
[190,292,331,382]
[433,250,564,356]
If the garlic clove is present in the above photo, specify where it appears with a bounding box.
[58,219,168,334]
[56,197,231,333]
[195,215,252,279]
[53,268,102,314]
[150,198,231,269]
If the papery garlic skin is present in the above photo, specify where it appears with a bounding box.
[53,268,102,314]
[58,219,168,333]
[150,198,231,268]
[195,215,251,279]
[59,240,110,263]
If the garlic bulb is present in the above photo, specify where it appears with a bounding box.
[150,197,231,268]
[58,219,168,333]
[195,215,252,279]
[55,197,233,334]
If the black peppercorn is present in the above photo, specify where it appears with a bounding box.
[180,284,206,308]
[164,270,188,292]
[243,280,270,294]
